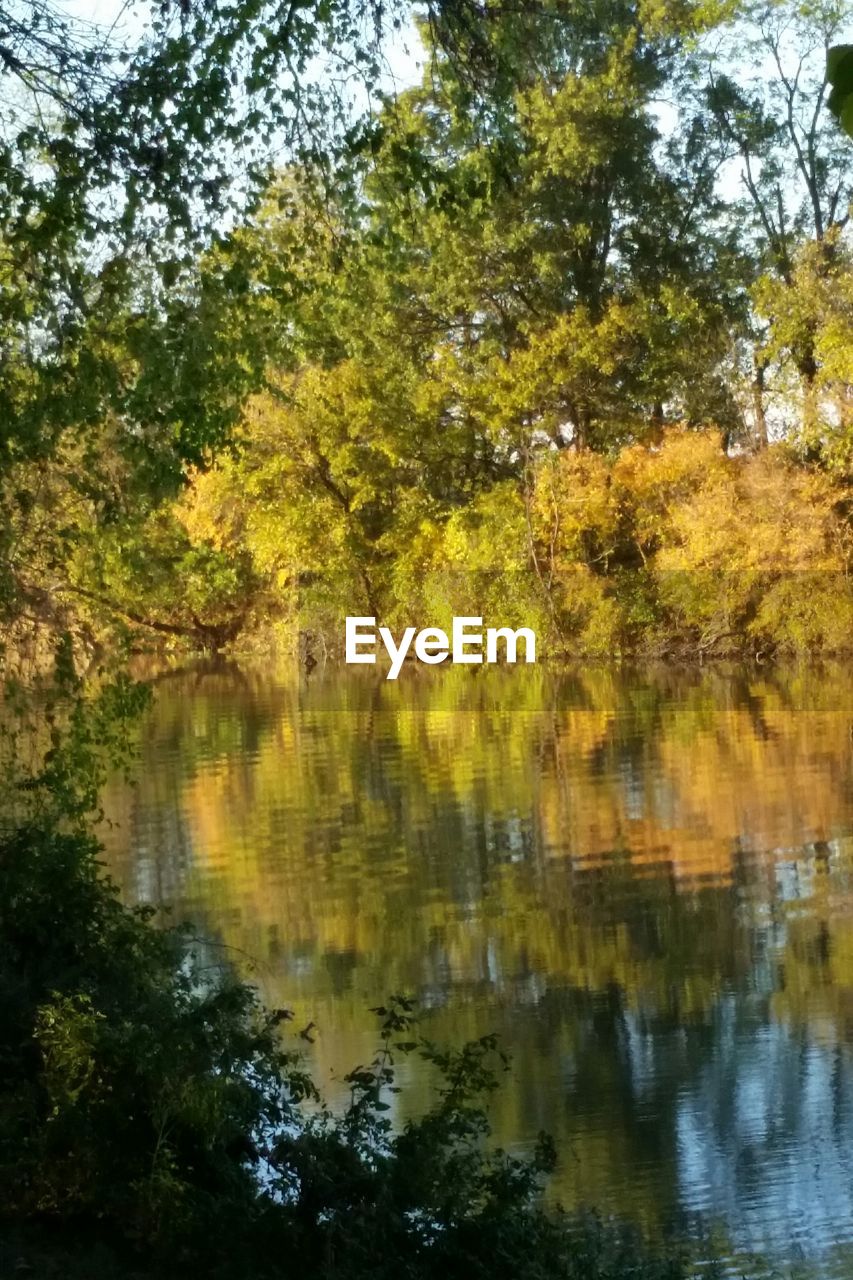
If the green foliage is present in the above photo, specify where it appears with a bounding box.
[0,813,688,1279]
[0,0,406,618]
[74,507,266,651]
[0,821,302,1253]
[67,0,850,659]
[827,44,853,139]
[4,0,853,658]
[754,231,853,468]
[0,0,550,637]
[701,1,853,449]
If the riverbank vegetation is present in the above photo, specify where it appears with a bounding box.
[4,0,847,661]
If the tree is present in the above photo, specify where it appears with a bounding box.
[703,0,853,450]
[0,0,523,644]
[359,0,745,455]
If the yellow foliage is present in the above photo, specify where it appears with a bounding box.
[172,412,852,657]
[525,430,852,655]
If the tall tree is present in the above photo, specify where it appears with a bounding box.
[703,0,853,451]
[0,0,506,638]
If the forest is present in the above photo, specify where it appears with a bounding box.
[2,0,853,665]
[1,0,853,1275]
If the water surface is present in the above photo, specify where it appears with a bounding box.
[102,662,853,1277]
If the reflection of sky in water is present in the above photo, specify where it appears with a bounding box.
[677,1003,853,1273]
[101,663,853,1279]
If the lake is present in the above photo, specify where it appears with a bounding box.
[101,660,853,1277]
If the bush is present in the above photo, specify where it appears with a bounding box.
[0,821,688,1280]
[527,432,853,656]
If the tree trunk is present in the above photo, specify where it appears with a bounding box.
[574,408,590,453]
[752,358,768,450]
[799,350,819,439]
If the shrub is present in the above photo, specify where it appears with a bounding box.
[0,820,688,1280]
